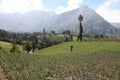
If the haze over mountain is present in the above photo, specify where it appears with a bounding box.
[111,23,120,29]
[0,11,57,32]
[0,6,118,35]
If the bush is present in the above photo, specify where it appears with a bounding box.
[0,46,2,49]
[10,44,19,52]
[23,41,32,53]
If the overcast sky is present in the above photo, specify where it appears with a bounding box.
[0,0,120,23]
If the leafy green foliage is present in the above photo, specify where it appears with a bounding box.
[23,41,32,53]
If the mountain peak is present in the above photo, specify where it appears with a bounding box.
[0,6,118,35]
[79,5,90,9]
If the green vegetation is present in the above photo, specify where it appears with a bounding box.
[0,41,120,79]
[23,40,32,53]
[0,29,73,53]
[78,15,83,42]
[0,41,23,53]
[0,41,12,52]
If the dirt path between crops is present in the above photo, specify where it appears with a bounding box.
[0,66,7,80]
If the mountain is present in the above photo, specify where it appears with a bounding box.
[0,6,117,36]
[0,11,57,32]
[111,23,120,29]
[54,6,116,35]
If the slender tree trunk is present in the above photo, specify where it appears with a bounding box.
[79,21,83,42]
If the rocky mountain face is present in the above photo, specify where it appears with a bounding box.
[55,6,116,35]
[0,6,118,36]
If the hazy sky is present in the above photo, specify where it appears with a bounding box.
[0,0,120,23]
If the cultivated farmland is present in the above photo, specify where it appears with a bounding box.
[0,41,120,80]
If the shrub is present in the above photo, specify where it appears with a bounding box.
[23,41,32,53]
[0,46,2,49]
[10,43,19,53]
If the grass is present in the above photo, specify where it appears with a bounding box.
[0,41,23,53]
[0,41,120,79]
[36,41,120,55]
[0,41,12,52]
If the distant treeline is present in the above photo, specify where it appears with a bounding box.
[1,28,120,53]
[0,29,73,53]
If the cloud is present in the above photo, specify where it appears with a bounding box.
[29,0,44,11]
[56,0,83,14]
[0,0,44,13]
[96,0,120,23]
